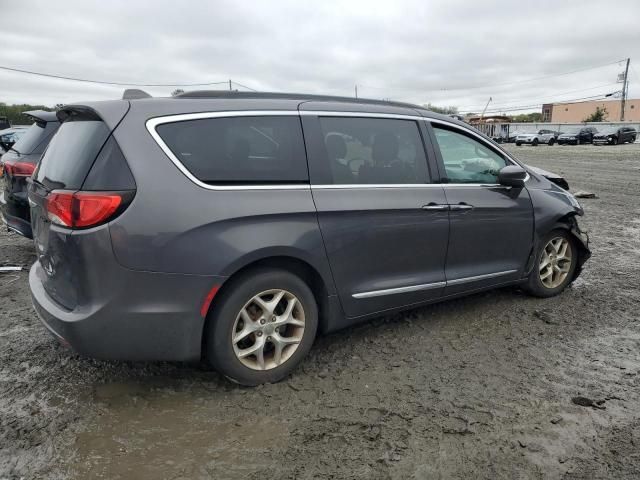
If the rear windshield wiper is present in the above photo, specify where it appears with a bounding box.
[9,146,21,155]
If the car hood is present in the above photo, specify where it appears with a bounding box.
[525,164,569,190]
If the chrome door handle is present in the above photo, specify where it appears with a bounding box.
[422,204,449,211]
[450,203,474,211]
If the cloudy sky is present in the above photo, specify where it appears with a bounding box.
[2,0,639,114]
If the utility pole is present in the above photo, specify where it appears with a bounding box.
[355,84,358,98]
[229,79,233,91]
[620,58,630,121]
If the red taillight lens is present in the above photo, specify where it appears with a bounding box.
[46,190,123,228]
[4,161,36,177]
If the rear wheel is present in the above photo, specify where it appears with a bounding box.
[206,269,318,385]
[524,230,577,298]
[548,138,555,146]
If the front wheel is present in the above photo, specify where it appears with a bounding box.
[516,142,522,146]
[523,230,577,298]
[206,269,318,385]
[532,138,539,146]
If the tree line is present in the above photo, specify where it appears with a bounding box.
[0,102,55,126]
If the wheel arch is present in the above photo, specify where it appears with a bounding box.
[527,210,590,280]
[200,253,339,359]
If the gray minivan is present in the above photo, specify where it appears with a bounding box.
[28,91,590,385]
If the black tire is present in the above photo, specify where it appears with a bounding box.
[523,229,577,298]
[532,138,539,146]
[206,268,318,386]
[548,138,555,146]
[632,136,637,143]
[515,142,522,146]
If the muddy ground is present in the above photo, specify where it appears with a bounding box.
[1,143,639,480]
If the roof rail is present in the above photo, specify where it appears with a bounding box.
[123,89,152,100]
[176,90,422,110]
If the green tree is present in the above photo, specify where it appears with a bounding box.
[0,102,54,126]
[511,112,543,123]
[424,103,459,115]
[583,106,608,122]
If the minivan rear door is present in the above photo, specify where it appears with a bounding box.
[301,108,449,319]
[28,105,129,309]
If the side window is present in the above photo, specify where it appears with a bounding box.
[155,116,308,184]
[433,126,508,184]
[317,117,428,184]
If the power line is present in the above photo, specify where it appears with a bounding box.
[457,83,619,110]
[0,64,230,87]
[460,93,612,114]
[231,80,258,92]
[358,58,626,94]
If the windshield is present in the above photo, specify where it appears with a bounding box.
[12,122,58,155]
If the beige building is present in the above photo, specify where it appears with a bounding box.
[542,99,640,123]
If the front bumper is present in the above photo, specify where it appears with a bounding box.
[30,261,226,362]
[516,137,536,144]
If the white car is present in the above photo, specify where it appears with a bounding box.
[515,129,559,146]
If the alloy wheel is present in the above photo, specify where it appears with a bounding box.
[231,289,305,370]
[539,237,573,288]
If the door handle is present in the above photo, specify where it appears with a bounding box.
[449,203,474,211]
[422,203,449,211]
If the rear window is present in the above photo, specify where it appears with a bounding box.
[155,115,308,184]
[12,121,58,155]
[35,119,110,190]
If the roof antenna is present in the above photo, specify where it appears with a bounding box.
[122,89,152,100]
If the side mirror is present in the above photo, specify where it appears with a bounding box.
[498,165,527,187]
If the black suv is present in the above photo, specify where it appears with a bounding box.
[592,126,637,145]
[28,91,590,385]
[557,126,598,145]
[1,110,59,237]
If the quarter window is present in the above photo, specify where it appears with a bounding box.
[317,117,428,184]
[433,127,508,184]
[155,116,308,184]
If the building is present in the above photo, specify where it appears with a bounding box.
[542,99,640,123]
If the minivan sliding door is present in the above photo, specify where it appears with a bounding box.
[302,113,449,319]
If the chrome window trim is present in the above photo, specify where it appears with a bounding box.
[352,269,518,299]
[146,110,310,191]
[146,109,527,190]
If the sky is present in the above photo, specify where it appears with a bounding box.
[2,0,639,114]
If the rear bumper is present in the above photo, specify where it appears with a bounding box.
[30,260,226,362]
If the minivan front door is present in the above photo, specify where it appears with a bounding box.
[429,123,534,295]
[302,113,450,318]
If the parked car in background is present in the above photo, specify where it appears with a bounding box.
[592,126,637,145]
[0,116,11,130]
[557,126,598,145]
[1,110,59,238]
[0,126,29,154]
[515,129,561,146]
[506,130,528,143]
[28,91,590,386]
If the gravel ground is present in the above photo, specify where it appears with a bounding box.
[1,143,639,480]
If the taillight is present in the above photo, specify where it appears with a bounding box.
[46,190,124,228]
[5,161,36,177]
